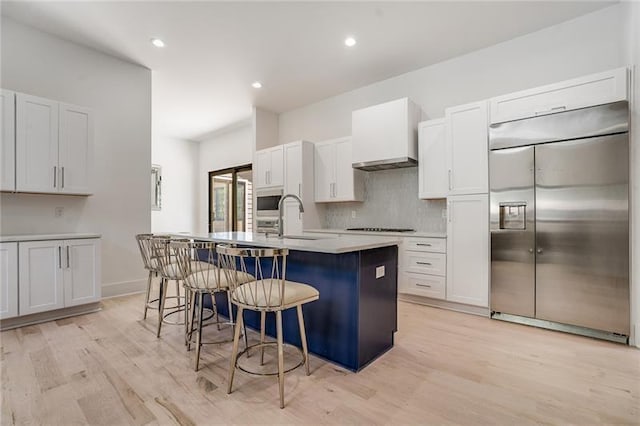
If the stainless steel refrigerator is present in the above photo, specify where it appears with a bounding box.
[489,101,629,341]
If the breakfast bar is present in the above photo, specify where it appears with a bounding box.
[178,232,400,372]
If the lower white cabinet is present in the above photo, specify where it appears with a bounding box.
[399,237,447,300]
[446,194,489,307]
[18,238,101,316]
[0,243,18,319]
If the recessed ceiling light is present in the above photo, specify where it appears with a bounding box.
[344,37,357,47]
[151,38,165,48]
[252,81,263,89]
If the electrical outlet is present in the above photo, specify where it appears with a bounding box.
[351,210,357,219]
[54,207,64,217]
[375,265,385,279]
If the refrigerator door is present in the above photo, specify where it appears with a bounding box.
[490,146,535,317]
[535,134,629,335]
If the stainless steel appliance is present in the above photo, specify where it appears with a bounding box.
[489,101,629,342]
[256,187,283,217]
[256,217,279,234]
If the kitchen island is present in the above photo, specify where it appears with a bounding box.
[176,232,400,372]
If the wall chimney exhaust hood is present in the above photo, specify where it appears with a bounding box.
[352,98,422,171]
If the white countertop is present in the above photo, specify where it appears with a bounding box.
[0,233,102,242]
[305,228,447,238]
[172,232,400,254]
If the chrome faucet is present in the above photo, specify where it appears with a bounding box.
[278,194,304,238]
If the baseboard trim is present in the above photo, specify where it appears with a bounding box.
[398,293,490,317]
[101,278,147,298]
[0,303,102,331]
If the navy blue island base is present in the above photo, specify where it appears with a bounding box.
[206,245,398,372]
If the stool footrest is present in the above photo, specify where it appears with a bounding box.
[234,342,305,377]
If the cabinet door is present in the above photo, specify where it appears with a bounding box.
[269,147,284,187]
[16,94,59,193]
[334,137,362,200]
[446,194,489,307]
[63,239,101,307]
[1,89,16,192]
[254,150,270,188]
[284,143,302,197]
[490,67,628,124]
[0,242,18,319]
[19,240,64,315]
[418,119,447,199]
[314,142,334,202]
[283,201,303,235]
[446,101,488,196]
[59,104,92,195]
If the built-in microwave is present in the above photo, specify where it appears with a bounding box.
[255,187,283,217]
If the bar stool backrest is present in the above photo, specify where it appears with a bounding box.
[172,241,224,292]
[217,244,289,310]
[150,236,189,279]
[135,234,155,271]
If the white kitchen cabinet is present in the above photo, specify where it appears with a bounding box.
[254,145,284,189]
[15,93,59,193]
[15,94,93,195]
[446,101,488,196]
[1,90,16,192]
[19,240,65,315]
[446,194,489,307]
[418,118,447,199]
[58,103,93,194]
[0,243,18,319]
[18,238,101,316]
[283,140,321,233]
[314,137,364,202]
[63,238,101,307]
[399,236,447,301]
[490,67,628,124]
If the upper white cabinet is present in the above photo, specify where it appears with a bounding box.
[15,93,59,194]
[0,242,18,319]
[418,119,447,199]
[314,137,364,202]
[489,67,628,124]
[446,194,489,307]
[283,140,321,234]
[58,103,93,194]
[1,90,16,191]
[14,93,93,195]
[352,98,422,170]
[254,145,284,189]
[18,238,101,316]
[446,101,488,196]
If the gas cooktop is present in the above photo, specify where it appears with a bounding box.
[346,227,415,233]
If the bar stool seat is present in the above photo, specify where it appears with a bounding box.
[232,281,319,309]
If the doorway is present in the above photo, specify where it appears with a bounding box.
[208,165,253,233]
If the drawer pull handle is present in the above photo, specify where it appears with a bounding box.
[416,261,432,266]
[416,283,432,288]
[416,243,432,247]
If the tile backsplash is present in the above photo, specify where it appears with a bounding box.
[322,167,446,232]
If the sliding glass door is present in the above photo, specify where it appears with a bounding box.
[208,165,253,233]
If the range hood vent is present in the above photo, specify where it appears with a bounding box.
[352,157,418,171]
[351,98,422,171]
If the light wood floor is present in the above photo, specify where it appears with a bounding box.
[2,292,639,425]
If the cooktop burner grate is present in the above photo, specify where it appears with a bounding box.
[346,227,415,232]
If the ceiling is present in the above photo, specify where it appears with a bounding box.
[1,1,614,141]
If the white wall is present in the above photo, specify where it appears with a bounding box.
[278,4,627,143]
[151,136,198,234]
[0,18,152,297]
[197,125,253,234]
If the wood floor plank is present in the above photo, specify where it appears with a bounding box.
[2,294,639,425]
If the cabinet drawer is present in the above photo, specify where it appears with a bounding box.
[403,273,445,299]
[404,237,446,253]
[490,67,627,124]
[404,252,446,276]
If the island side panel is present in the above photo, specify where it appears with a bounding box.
[358,245,398,369]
